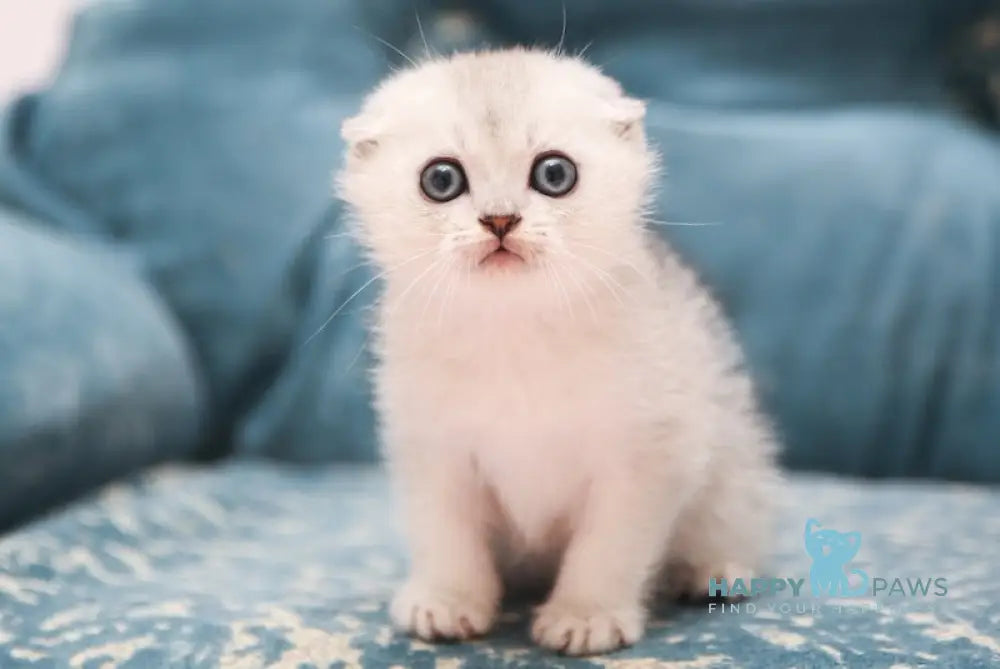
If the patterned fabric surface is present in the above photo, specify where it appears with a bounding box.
[0,464,998,668]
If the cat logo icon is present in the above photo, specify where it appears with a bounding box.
[804,519,869,597]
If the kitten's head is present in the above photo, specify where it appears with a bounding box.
[337,49,657,309]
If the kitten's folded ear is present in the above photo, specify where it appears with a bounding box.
[605,96,647,141]
[341,114,380,159]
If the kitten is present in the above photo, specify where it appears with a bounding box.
[337,48,780,656]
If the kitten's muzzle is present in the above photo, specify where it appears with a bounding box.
[478,213,522,241]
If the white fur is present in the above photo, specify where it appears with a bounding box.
[337,49,781,656]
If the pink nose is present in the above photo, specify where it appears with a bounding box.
[478,213,522,240]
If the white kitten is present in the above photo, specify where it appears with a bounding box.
[337,48,780,656]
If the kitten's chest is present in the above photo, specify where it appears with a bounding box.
[387,338,626,545]
[464,367,597,548]
[400,333,623,439]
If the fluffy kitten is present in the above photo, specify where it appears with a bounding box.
[337,48,780,656]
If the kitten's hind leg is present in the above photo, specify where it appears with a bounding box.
[662,454,779,601]
[660,559,751,603]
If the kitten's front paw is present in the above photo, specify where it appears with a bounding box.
[390,580,496,642]
[531,599,645,655]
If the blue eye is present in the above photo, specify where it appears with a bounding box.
[530,153,577,197]
[420,159,467,202]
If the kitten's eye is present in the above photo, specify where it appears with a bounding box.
[530,153,577,197]
[420,159,467,202]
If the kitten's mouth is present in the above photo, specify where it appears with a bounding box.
[478,245,525,269]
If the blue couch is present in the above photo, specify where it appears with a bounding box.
[1,1,998,666]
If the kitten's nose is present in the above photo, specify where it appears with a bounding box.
[478,213,522,240]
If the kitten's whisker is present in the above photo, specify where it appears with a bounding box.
[556,2,568,55]
[461,255,474,299]
[324,231,357,241]
[577,40,595,60]
[353,26,418,67]
[325,246,444,287]
[440,257,466,328]
[558,248,635,309]
[596,53,624,70]
[386,255,445,316]
[552,255,601,323]
[544,258,577,324]
[304,249,434,345]
[462,252,474,293]
[414,9,435,60]
[571,242,655,286]
[343,327,371,376]
[336,301,380,380]
[418,260,454,331]
[436,258,460,328]
[326,229,459,261]
[540,260,563,318]
[325,231,445,244]
[445,238,490,252]
[645,219,724,227]
[330,258,374,279]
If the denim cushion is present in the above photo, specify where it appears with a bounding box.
[5,0,384,440]
[0,210,203,529]
[406,0,992,110]
[0,0,998,485]
[651,107,1000,481]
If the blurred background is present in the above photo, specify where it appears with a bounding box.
[0,0,999,532]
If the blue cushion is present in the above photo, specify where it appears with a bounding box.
[0,210,203,529]
[1,0,998,483]
[651,107,1000,482]
[4,0,385,439]
[411,0,991,109]
[0,465,996,667]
